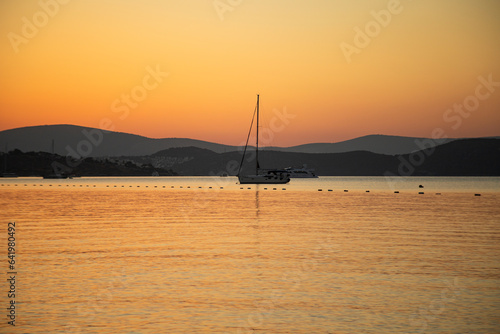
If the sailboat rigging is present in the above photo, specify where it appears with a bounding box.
[237,95,290,184]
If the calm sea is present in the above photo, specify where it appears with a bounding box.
[1,176,499,333]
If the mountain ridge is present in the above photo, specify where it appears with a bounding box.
[1,124,499,157]
[121,138,500,176]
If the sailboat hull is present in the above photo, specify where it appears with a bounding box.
[238,173,290,184]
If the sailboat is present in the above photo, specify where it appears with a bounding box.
[237,95,290,184]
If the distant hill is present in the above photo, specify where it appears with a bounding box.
[0,125,239,157]
[265,134,457,155]
[122,138,500,176]
[2,124,498,157]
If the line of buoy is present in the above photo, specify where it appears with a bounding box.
[0,183,488,198]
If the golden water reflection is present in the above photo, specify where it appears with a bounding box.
[0,182,499,333]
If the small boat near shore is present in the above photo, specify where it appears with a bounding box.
[1,173,18,178]
[285,164,318,178]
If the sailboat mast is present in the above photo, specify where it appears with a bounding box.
[256,94,259,174]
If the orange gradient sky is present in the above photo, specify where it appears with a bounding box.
[1,0,499,146]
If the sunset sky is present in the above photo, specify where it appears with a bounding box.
[1,0,499,146]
